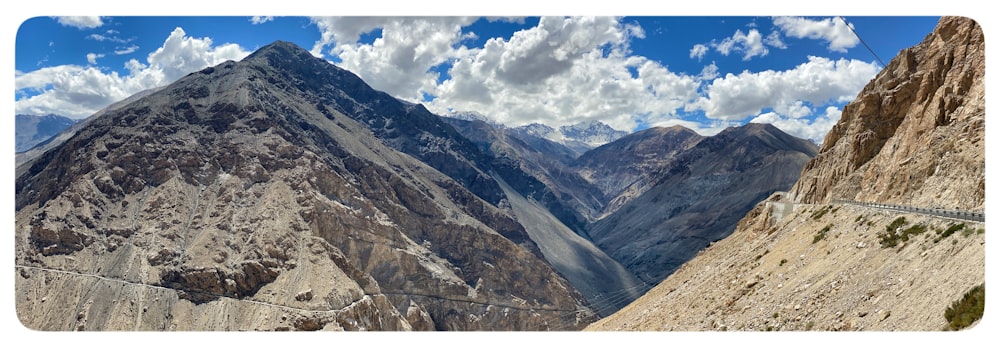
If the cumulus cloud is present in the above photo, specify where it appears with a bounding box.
[310,16,478,101]
[146,27,250,82]
[750,105,842,143]
[429,16,697,131]
[54,16,103,29]
[15,27,250,118]
[86,53,104,64]
[764,31,786,49]
[715,29,769,61]
[773,16,859,52]
[697,62,719,81]
[689,44,708,60]
[251,16,274,25]
[687,56,878,121]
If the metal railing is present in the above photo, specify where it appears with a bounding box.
[832,199,985,222]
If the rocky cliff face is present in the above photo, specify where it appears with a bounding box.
[15,41,595,331]
[790,16,985,211]
[587,16,985,332]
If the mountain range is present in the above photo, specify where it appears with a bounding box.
[15,39,823,330]
[587,16,985,332]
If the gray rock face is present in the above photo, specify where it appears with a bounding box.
[587,123,818,282]
[442,117,646,316]
[14,41,595,331]
[572,126,704,220]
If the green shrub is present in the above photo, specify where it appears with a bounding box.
[899,224,927,243]
[944,284,985,330]
[936,223,968,243]
[878,217,911,248]
[810,206,832,220]
[813,224,833,244]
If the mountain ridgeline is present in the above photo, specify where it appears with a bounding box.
[15,40,820,330]
[15,41,595,331]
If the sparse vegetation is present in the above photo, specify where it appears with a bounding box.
[934,223,982,243]
[810,205,833,220]
[878,217,928,248]
[944,284,985,330]
[855,215,864,222]
[813,224,833,244]
[937,223,966,242]
[779,259,787,266]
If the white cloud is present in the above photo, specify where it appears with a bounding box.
[86,53,104,64]
[764,31,786,49]
[114,45,139,55]
[15,27,250,118]
[688,56,878,121]
[310,17,478,101]
[54,16,103,29]
[250,16,274,25]
[689,44,708,60]
[750,106,842,143]
[87,33,130,44]
[429,16,698,131]
[715,29,769,61]
[773,16,859,53]
[698,62,719,81]
[147,27,250,82]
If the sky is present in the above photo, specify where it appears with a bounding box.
[3,1,997,345]
[11,10,947,143]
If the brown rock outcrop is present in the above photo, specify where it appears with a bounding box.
[790,16,985,211]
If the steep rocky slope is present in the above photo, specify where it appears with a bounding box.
[587,123,817,282]
[15,41,595,331]
[572,126,703,219]
[442,117,645,315]
[587,16,984,331]
[790,16,985,211]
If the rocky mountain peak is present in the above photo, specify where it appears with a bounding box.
[15,40,595,331]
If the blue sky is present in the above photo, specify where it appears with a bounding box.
[7,4,967,144]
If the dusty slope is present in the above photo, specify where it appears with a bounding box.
[587,199,985,331]
[586,16,985,332]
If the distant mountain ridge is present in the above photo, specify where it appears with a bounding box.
[15,114,77,152]
[511,121,628,156]
[586,122,817,282]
